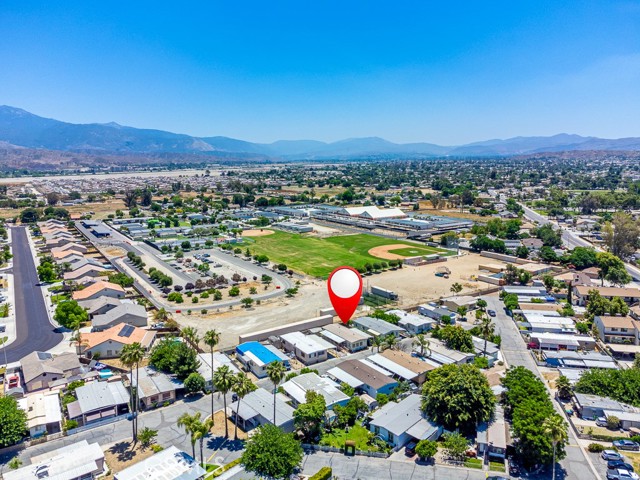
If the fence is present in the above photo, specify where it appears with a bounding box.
[65,413,129,436]
[302,444,389,458]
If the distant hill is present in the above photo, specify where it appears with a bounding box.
[1,105,640,159]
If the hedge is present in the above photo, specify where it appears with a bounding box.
[309,467,332,480]
[211,458,242,478]
[588,443,605,453]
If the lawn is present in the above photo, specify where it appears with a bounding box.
[320,425,380,451]
[246,231,450,278]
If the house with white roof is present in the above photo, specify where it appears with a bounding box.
[369,394,442,448]
[197,352,240,391]
[528,332,596,351]
[281,372,349,409]
[520,312,576,334]
[17,391,62,437]
[115,446,205,480]
[389,309,435,334]
[3,440,105,480]
[423,338,475,365]
[280,331,330,365]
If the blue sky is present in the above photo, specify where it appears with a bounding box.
[1,1,639,144]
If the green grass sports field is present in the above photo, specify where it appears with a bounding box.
[245,231,450,278]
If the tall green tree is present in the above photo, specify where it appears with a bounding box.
[241,424,303,479]
[193,416,214,466]
[421,364,494,433]
[53,300,88,329]
[232,373,256,440]
[203,329,220,423]
[543,415,569,480]
[266,361,287,425]
[177,412,201,459]
[121,342,145,439]
[213,365,235,438]
[0,396,27,447]
[293,390,326,441]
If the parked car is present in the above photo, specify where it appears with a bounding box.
[0,324,5,333]
[526,342,538,350]
[608,461,634,472]
[487,477,510,480]
[488,309,496,317]
[405,441,417,457]
[596,417,608,427]
[614,440,640,451]
[607,468,640,480]
[603,450,624,461]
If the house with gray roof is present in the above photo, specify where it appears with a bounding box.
[320,323,371,352]
[20,351,84,393]
[369,394,442,448]
[229,387,295,432]
[126,367,183,410]
[67,381,130,426]
[281,372,349,409]
[351,316,406,338]
[79,296,122,317]
[91,302,148,331]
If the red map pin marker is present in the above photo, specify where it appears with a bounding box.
[328,266,363,324]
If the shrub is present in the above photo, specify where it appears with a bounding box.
[588,443,605,453]
[607,416,620,430]
[151,444,164,453]
[63,419,79,432]
[309,467,332,480]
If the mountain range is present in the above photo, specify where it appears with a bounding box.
[2,105,640,160]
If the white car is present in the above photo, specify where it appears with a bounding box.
[607,469,640,480]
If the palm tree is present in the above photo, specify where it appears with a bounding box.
[120,344,138,441]
[203,329,220,423]
[542,414,568,480]
[193,416,214,466]
[213,365,235,438]
[555,375,572,400]
[231,373,255,440]
[266,361,287,425]
[371,336,382,353]
[412,334,430,358]
[450,282,463,295]
[181,326,200,350]
[125,342,145,438]
[382,334,398,351]
[177,412,202,459]
[153,308,171,322]
[69,327,87,358]
[478,315,495,357]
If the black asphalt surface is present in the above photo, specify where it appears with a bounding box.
[4,226,63,363]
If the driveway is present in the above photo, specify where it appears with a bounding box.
[3,226,63,363]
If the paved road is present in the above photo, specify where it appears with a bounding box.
[3,226,63,363]
[482,295,599,480]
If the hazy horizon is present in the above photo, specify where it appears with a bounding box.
[2,1,639,144]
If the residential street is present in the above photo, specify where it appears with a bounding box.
[3,226,62,363]
[482,295,599,480]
